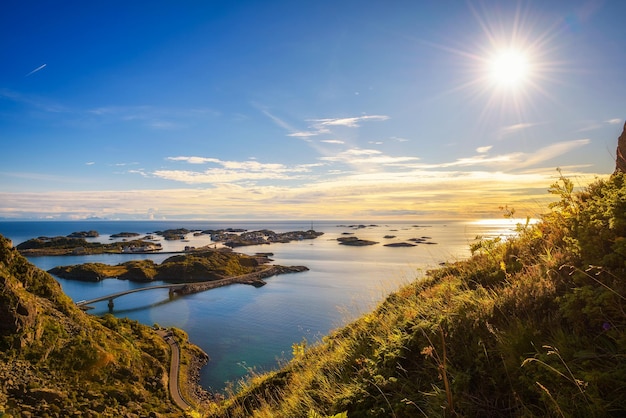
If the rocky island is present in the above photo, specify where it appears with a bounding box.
[16,236,162,256]
[207,229,324,247]
[152,228,192,240]
[16,228,325,256]
[384,242,416,247]
[337,236,379,246]
[48,247,308,288]
[110,231,141,238]
[67,230,99,238]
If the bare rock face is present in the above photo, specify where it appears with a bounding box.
[615,121,626,173]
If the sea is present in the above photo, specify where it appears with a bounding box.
[0,219,520,393]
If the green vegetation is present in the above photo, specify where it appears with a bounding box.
[204,172,626,417]
[158,251,258,281]
[16,236,159,256]
[49,250,261,283]
[0,236,205,416]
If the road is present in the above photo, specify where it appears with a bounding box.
[156,329,193,411]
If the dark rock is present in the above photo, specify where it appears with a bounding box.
[384,242,416,247]
[615,121,626,173]
[211,229,323,248]
[67,230,99,238]
[152,228,191,240]
[111,232,140,238]
[337,236,378,246]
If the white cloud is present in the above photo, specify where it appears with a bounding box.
[418,139,590,170]
[152,169,292,184]
[311,115,389,128]
[153,156,315,184]
[519,139,590,168]
[476,146,492,153]
[434,154,521,168]
[319,148,420,166]
[258,108,390,141]
[128,169,149,177]
[168,156,221,164]
[288,131,321,138]
[606,118,623,125]
[499,122,540,137]
[320,139,345,144]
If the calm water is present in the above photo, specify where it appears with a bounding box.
[0,219,518,392]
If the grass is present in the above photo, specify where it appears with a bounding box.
[0,240,192,416]
[201,172,626,417]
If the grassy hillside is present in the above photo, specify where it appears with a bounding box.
[0,234,205,416]
[205,172,626,417]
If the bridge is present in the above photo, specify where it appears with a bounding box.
[74,265,304,311]
[76,283,187,311]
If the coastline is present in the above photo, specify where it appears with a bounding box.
[2,220,493,393]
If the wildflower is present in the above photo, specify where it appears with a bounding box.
[421,346,434,358]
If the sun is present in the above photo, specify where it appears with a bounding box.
[427,1,564,124]
[488,49,530,89]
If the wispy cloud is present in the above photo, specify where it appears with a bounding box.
[0,88,68,113]
[578,118,624,132]
[311,115,389,128]
[287,131,321,138]
[408,139,590,170]
[320,139,345,144]
[270,112,390,140]
[258,107,296,132]
[25,64,47,77]
[319,148,420,166]
[154,156,316,184]
[2,171,88,184]
[499,122,540,137]
[476,146,492,153]
[88,105,206,130]
[167,156,220,164]
[520,139,590,168]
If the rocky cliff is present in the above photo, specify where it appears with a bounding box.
[615,120,626,173]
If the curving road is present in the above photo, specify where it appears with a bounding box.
[156,329,192,411]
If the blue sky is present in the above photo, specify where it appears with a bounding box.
[1,0,625,220]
